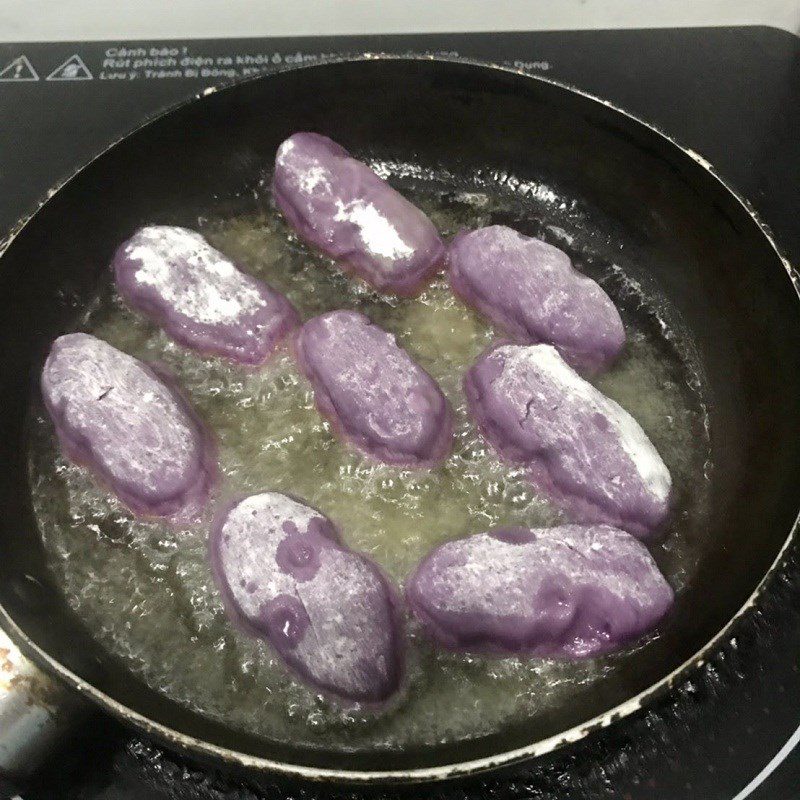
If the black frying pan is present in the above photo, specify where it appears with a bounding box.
[0,57,798,784]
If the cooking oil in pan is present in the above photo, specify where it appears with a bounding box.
[28,173,711,751]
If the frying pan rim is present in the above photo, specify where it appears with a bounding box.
[0,54,798,784]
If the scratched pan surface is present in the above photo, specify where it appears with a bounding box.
[0,58,799,783]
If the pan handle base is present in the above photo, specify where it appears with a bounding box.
[0,628,86,781]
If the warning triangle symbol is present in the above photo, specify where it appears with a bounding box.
[0,55,39,82]
[46,54,93,81]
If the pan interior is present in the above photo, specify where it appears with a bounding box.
[28,164,710,753]
[1,60,799,773]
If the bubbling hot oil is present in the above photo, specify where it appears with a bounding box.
[28,179,711,751]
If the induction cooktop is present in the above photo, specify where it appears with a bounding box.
[0,26,798,800]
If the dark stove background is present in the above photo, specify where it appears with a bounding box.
[0,26,798,800]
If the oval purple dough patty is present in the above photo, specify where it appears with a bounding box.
[41,333,216,520]
[449,226,625,373]
[465,343,671,537]
[272,132,444,296]
[210,492,404,703]
[113,226,299,365]
[296,310,454,467]
[406,525,673,658]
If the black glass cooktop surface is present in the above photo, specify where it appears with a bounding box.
[0,25,798,800]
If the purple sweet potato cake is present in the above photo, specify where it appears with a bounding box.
[113,226,299,365]
[296,310,453,467]
[210,492,403,703]
[406,524,673,658]
[465,343,671,538]
[272,132,444,296]
[41,333,216,520]
[449,226,625,373]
